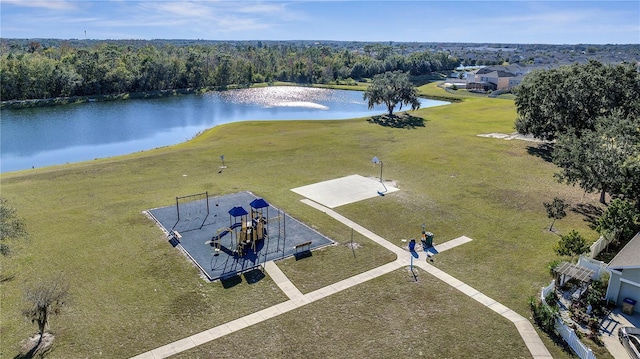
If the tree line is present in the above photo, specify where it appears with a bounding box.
[515,60,640,246]
[0,40,459,101]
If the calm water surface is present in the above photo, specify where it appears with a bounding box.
[1,87,448,172]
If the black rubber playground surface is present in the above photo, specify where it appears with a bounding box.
[146,191,333,281]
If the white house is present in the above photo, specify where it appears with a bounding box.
[606,232,640,314]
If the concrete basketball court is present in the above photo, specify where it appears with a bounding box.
[291,174,399,208]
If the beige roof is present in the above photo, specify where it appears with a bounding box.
[555,261,595,283]
[608,232,640,270]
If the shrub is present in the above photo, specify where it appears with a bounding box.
[547,259,562,276]
[529,296,557,334]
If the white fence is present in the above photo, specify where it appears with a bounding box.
[554,318,596,359]
[541,280,555,302]
[577,256,608,280]
[540,280,597,359]
[589,235,611,258]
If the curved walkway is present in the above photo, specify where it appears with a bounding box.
[131,199,551,359]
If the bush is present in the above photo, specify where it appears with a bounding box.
[547,259,562,276]
[545,291,558,309]
[585,278,608,317]
[529,296,558,334]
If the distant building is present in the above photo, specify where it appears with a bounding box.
[466,65,528,91]
[508,74,525,88]
[466,81,496,92]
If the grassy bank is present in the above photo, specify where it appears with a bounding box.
[0,88,604,358]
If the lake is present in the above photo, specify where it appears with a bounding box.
[1,86,448,173]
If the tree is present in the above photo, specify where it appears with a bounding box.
[516,60,640,205]
[515,60,640,141]
[596,198,640,246]
[553,111,640,204]
[555,230,589,260]
[363,70,420,116]
[543,197,570,232]
[0,197,28,256]
[23,278,69,345]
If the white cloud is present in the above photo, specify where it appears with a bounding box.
[145,1,216,20]
[127,1,303,33]
[2,0,76,11]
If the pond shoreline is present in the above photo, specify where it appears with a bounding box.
[0,88,205,110]
[3,86,451,173]
[0,83,347,109]
[0,81,454,110]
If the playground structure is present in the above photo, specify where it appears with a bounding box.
[209,197,286,259]
[147,191,331,281]
[171,192,210,233]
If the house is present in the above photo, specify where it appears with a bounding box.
[466,81,496,92]
[466,65,524,91]
[508,74,525,88]
[606,232,640,314]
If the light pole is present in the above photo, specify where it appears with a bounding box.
[372,156,388,195]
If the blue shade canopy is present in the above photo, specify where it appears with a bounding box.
[250,198,269,209]
[228,206,248,217]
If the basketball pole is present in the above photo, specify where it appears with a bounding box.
[351,227,356,258]
[372,156,388,195]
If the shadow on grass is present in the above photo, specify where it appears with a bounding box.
[572,203,604,229]
[220,274,242,289]
[13,333,54,359]
[14,348,37,359]
[367,113,425,129]
[220,268,265,288]
[294,250,312,261]
[0,273,16,283]
[243,268,265,284]
[526,143,554,163]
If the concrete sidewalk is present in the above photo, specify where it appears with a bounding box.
[413,260,552,358]
[131,199,552,359]
[131,259,405,359]
[301,199,552,359]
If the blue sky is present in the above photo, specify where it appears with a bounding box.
[1,1,638,44]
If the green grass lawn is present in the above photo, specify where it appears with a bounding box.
[0,85,607,358]
[173,267,532,359]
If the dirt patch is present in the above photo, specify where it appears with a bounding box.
[344,242,361,250]
[18,332,54,358]
[477,132,549,143]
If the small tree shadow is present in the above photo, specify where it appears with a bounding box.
[14,346,38,359]
[14,333,54,359]
[572,203,604,229]
[527,143,554,163]
[367,113,425,129]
